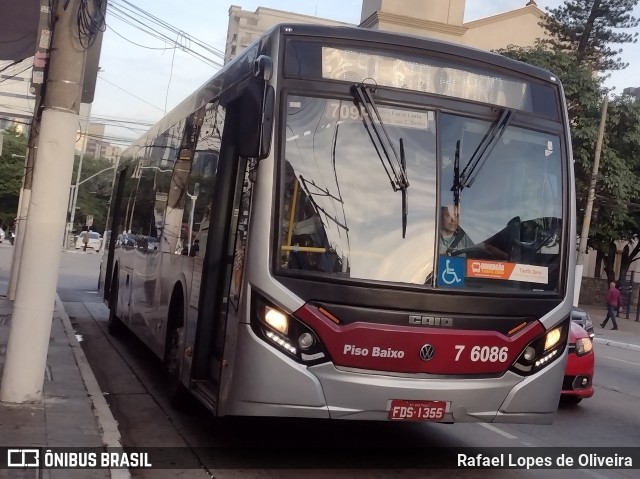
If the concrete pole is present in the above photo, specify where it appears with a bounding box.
[574,95,608,306]
[1,0,88,403]
[7,131,38,300]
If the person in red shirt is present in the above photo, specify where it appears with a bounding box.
[600,281,621,330]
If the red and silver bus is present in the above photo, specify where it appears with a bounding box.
[99,24,575,424]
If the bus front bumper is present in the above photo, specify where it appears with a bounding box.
[225,324,566,424]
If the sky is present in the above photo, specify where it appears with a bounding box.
[92,0,640,147]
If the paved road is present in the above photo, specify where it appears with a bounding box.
[73,302,640,479]
[2,244,639,478]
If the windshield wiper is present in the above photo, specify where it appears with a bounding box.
[452,108,512,211]
[459,108,513,189]
[351,83,410,237]
[400,138,408,238]
[351,84,409,191]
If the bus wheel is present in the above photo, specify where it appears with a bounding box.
[165,325,188,408]
[108,273,124,336]
[165,292,188,408]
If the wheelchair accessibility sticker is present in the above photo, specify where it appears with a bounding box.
[437,256,465,287]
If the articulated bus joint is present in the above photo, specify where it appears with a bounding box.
[250,292,330,366]
[509,316,570,376]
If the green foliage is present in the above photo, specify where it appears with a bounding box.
[0,126,27,226]
[0,127,116,234]
[497,45,640,281]
[587,97,640,280]
[542,0,639,71]
[501,0,640,281]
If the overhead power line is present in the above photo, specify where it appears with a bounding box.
[106,0,223,68]
[97,74,165,112]
[116,0,225,58]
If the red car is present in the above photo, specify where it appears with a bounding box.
[561,321,594,405]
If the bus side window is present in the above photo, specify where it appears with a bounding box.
[141,121,185,252]
[189,101,224,253]
[230,168,253,309]
[188,101,225,308]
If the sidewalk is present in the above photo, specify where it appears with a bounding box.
[578,304,640,352]
[0,295,128,479]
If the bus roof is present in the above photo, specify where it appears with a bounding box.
[272,23,558,83]
[121,23,559,158]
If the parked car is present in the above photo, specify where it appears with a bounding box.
[571,306,594,338]
[0,227,4,243]
[561,321,594,405]
[147,237,159,251]
[75,231,102,252]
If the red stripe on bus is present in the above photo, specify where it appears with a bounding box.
[294,304,545,375]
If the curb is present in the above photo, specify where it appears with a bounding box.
[55,294,132,479]
[593,337,640,352]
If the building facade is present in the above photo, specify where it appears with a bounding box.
[0,58,35,134]
[360,0,546,50]
[75,122,121,165]
[225,5,351,64]
[225,1,547,63]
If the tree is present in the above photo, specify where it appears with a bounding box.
[587,97,640,282]
[0,126,28,227]
[542,0,639,71]
[497,47,640,283]
[501,1,640,283]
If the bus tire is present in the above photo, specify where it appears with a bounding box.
[165,289,188,408]
[108,270,124,336]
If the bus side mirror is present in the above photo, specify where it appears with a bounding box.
[237,58,275,160]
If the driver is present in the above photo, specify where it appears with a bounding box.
[439,205,474,256]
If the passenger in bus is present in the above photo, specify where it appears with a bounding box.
[439,205,473,256]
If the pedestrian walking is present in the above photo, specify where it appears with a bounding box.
[600,281,621,330]
[82,229,89,252]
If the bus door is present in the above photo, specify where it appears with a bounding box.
[189,75,273,407]
[188,97,246,404]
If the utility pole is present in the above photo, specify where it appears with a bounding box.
[7,112,40,300]
[8,0,52,299]
[1,0,88,403]
[574,95,609,306]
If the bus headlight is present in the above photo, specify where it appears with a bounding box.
[511,318,569,376]
[298,332,315,350]
[544,327,561,351]
[575,338,593,356]
[522,346,536,361]
[265,307,289,334]
[251,293,328,365]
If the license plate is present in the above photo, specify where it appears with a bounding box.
[388,400,447,421]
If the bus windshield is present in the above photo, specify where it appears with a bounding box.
[279,95,564,292]
[280,95,437,284]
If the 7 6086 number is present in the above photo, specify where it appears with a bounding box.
[454,345,508,363]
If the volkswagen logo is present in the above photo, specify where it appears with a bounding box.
[419,344,435,361]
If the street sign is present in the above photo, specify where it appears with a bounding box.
[86,215,93,227]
